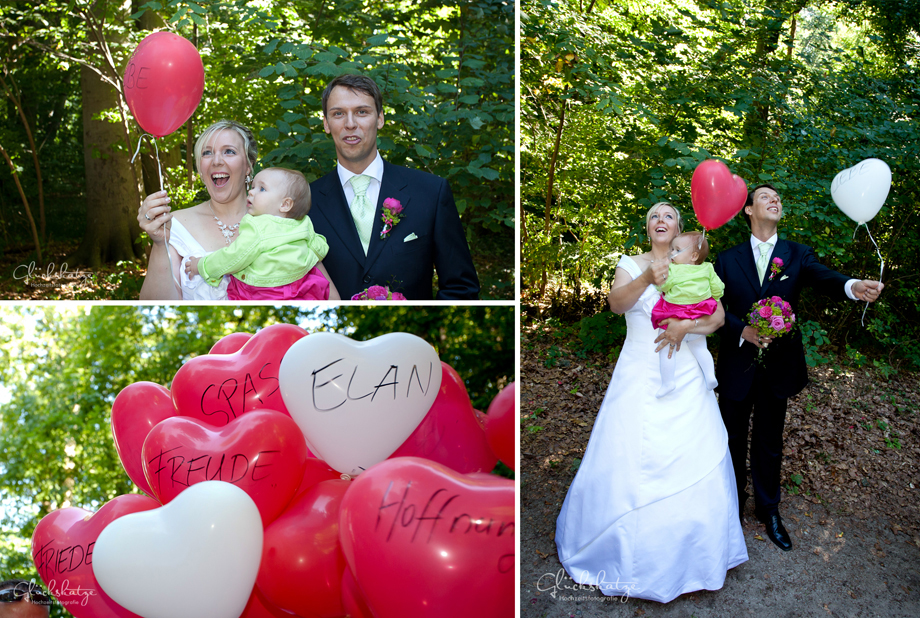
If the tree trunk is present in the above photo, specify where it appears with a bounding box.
[0,141,42,264]
[540,101,566,298]
[68,64,144,268]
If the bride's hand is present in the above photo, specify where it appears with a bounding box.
[644,257,670,288]
[654,318,691,358]
[139,190,172,244]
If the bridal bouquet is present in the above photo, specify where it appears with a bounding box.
[351,285,407,301]
[749,296,795,339]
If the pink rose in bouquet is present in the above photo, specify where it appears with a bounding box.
[748,296,795,343]
[351,285,407,301]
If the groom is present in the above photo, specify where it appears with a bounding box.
[309,74,480,300]
[714,183,883,551]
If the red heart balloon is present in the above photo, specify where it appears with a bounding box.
[339,458,514,618]
[111,382,178,497]
[142,410,308,527]
[241,586,307,618]
[210,332,253,355]
[341,568,373,618]
[124,32,204,138]
[172,323,308,426]
[389,363,498,474]
[258,480,350,618]
[484,383,516,471]
[295,457,342,498]
[31,494,160,618]
[690,159,748,230]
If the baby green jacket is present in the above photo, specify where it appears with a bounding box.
[198,214,329,288]
[661,262,725,304]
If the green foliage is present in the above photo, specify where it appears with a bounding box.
[800,319,830,368]
[576,312,626,360]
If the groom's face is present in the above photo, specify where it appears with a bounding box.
[746,187,783,226]
[323,85,385,174]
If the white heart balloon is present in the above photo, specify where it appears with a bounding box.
[93,482,263,618]
[830,158,891,225]
[279,332,442,476]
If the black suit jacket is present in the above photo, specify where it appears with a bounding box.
[310,161,480,300]
[714,238,850,400]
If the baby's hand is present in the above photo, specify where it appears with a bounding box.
[185,256,201,278]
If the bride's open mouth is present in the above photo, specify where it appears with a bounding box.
[212,173,230,187]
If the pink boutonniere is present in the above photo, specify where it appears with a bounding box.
[380,197,404,240]
[769,257,784,281]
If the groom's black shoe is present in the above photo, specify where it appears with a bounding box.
[758,512,792,551]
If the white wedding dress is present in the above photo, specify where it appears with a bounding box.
[168,218,230,301]
[555,255,747,603]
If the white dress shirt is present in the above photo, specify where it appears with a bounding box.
[336,152,384,218]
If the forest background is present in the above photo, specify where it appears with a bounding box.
[522,0,920,371]
[0,0,514,300]
[0,305,514,618]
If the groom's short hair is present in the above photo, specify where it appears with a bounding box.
[321,75,383,116]
[742,183,779,228]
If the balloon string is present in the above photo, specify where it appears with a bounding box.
[132,133,180,294]
[858,223,885,327]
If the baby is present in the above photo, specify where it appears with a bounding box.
[187,168,339,300]
[651,231,724,398]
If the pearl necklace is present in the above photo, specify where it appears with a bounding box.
[207,200,240,244]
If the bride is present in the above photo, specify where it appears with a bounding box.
[555,202,748,603]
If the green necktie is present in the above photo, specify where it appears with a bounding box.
[350,174,373,255]
[756,242,773,284]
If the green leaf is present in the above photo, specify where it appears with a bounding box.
[366,33,390,46]
[459,95,480,104]
[261,127,280,140]
[307,62,342,77]
[469,116,485,129]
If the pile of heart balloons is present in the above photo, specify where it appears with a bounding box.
[31,324,516,618]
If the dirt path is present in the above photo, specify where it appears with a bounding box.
[520,325,920,617]
[522,493,920,617]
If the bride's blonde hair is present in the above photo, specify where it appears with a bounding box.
[644,201,684,235]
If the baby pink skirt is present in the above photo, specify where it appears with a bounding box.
[227,266,330,301]
[651,296,718,330]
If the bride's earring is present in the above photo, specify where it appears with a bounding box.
[245,173,252,191]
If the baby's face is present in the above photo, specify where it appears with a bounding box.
[669,237,696,265]
[246,169,289,217]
